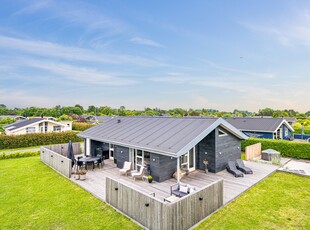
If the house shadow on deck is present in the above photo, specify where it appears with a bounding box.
[71,159,280,205]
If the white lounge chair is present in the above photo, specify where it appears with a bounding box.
[131,166,145,181]
[119,161,132,176]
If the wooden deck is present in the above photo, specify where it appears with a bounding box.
[71,159,281,204]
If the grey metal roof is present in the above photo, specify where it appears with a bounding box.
[78,117,248,157]
[225,117,294,132]
[4,118,44,131]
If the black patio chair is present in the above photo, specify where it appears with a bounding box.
[77,156,85,170]
[236,159,253,174]
[226,161,244,177]
[95,154,105,168]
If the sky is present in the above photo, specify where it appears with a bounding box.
[0,0,310,112]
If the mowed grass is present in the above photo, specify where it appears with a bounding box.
[0,157,141,230]
[196,172,310,229]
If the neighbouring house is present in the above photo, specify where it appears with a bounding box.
[3,118,72,135]
[0,115,27,121]
[85,115,114,124]
[225,117,294,140]
[283,117,297,126]
[78,117,248,182]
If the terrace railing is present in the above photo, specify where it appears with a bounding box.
[40,142,81,178]
[106,177,223,230]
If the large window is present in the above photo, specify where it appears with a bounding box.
[53,126,61,132]
[26,127,36,133]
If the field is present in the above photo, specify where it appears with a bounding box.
[1,156,309,230]
[0,156,141,230]
[196,172,310,229]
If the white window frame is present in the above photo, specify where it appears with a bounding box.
[218,129,228,137]
[26,127,36,134]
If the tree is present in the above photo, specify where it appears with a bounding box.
[258,108,274,116]
[74,104,84,112]
[87,105,96,114]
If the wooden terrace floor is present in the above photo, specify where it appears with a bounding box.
[71,159,284,204]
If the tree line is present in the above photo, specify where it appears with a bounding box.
[0,104,309,119]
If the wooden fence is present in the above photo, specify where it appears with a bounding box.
[40,146,72,178]
[245,143,261,160]
[44,142,81,156]
[106,177,223,230]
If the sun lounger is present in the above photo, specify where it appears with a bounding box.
[236,159,253,174]
[226,161,244,177]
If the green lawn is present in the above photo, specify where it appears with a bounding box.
[0,157,141,230]
[196,172,310,229]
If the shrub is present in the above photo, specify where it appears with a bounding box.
[0,151,40,160]
[0,132,82,150]
[72,122,95,131]
[241,138,310,160]
[293,126,310,135]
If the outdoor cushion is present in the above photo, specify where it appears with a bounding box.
[179,185,188,194]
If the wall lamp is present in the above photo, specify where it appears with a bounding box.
[145,203,150,207]
[199,197,203,201]
[114,188,118,191]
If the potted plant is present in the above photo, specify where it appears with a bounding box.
[147,175,153,183]
[79,169,87,181]
[74,170,81,180]
[203,160,209,173]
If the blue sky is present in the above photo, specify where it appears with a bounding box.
[0,0,310,112]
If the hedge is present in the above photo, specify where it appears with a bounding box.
[0,151,40,160]
[293,127,310,135]
[72,122,95,131]
[0,132,82,150]
[241,138,310,160]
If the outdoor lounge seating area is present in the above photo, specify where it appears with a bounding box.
[170,182,197,197]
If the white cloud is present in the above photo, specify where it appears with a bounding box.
[0,35,164,66]
[0,87,54,108]
[13,0,52,16]
[130,37,163,47]
[240,9,310,48]
[21,59,138,86]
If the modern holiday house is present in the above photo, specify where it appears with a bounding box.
[78,117,248,182]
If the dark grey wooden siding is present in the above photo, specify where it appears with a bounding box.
[114,145,129,168]
[150,153,177,182]
[214,128,241,172]
[197,130,216,172]
[197,128,241,173]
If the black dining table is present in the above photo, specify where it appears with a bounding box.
[78,156,100,170]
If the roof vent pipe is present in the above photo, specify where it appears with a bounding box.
[117,119,121,123]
